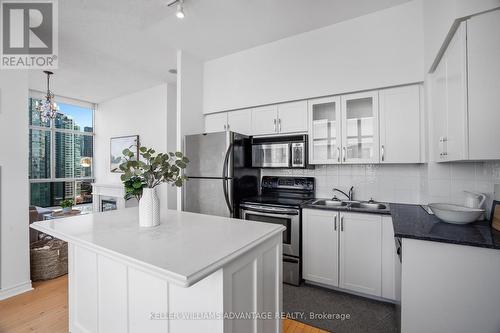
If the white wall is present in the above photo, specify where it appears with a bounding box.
[0,71,31,300]
[95,84,172,217]
[167,83,178,210]
[176,50,205,210]
[203,0,424,114]
[177,50,205,140]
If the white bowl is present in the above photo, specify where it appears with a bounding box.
[428,203,485,224]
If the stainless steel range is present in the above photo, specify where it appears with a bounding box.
[240,176,315,286]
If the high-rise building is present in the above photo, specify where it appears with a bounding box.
[29,99,94,207]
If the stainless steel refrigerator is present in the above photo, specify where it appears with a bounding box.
[183,131,259,218]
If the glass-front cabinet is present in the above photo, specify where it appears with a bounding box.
[341,92,379,164]
[308,96,342,164]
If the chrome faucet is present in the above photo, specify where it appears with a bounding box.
[332,186,354,201]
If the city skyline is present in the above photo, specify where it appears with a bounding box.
[29,98,94,207]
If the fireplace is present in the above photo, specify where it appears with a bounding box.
[91,183,136,212]
[101,198,117,212]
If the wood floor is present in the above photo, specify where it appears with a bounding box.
[0,275,68,333]
[0,275,329,333]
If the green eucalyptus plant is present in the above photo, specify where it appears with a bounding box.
[119,145,189,199]
[123,176,146,201]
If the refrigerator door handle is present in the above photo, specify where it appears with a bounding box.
[223,179,233,214]
[222,143,234,214]
[222,143,233,179]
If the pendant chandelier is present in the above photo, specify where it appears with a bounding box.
[36,70,59,122]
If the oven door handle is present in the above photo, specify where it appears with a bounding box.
[240,205,299,216]
[283,257,299,264]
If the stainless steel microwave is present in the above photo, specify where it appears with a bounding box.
[251,135,308,168]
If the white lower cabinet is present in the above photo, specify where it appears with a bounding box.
[303,209,397,301]
[339,212,382,296]
[303,209,339,286]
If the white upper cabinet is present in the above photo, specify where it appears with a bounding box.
[277,101,308,134]
[308,97,342,164]
[445,22,468,161]
[251,102,307,136]
[432,22,468,162]
[341,91,379,164]
[467,10,500,160]
[227,108,252,135]
[432,51,448,161]
[302,209,339,287]
[205,113,228,133]
[431,11,500,162]
[379,85,422,163]
[251,105,278,136]
[339,212,382,297]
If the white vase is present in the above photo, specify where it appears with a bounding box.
[139,188,160,227]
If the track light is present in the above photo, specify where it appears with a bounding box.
[168,0,185,19]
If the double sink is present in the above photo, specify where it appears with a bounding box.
[305,199,390,214]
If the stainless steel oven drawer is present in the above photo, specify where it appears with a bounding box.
[283,255,301,286]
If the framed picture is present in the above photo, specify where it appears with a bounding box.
[491,200,500,232]
[110,135,139,173]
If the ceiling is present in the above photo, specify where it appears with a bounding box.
[28,0,411,103]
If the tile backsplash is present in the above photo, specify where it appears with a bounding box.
[261,161,500,214]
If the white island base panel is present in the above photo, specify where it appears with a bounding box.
[69,234,282,333]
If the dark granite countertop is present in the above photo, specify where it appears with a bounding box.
[390,203,500,250]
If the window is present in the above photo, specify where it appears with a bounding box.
[29,96,95,207]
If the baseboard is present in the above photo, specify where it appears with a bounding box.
[304,280,397,304]
[0,281,33,301]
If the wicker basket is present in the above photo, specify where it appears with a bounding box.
[30,238,68,281]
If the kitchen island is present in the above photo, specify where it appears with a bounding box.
[31,207,284,333]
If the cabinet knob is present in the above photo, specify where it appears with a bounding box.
[342,147,346,162]
[273,119,277,132]
[381,145,385,162]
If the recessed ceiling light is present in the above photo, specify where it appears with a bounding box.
[176,1,185,19]
[168,0,185,19]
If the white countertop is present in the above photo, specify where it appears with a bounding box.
[31,207,284,287]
